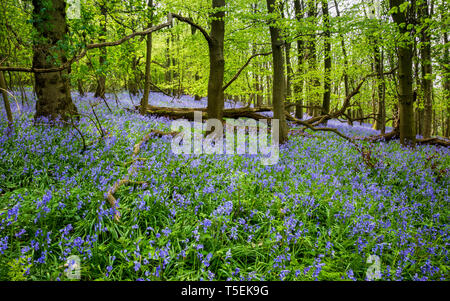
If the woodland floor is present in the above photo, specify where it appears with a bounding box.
[0,90,449,280]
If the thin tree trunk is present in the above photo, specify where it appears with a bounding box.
[77,78,85,97]
[129,56,139,96]
[141,0,153,114]
[334,0,350,123]
[0,71,13,125]
[444,29,450,137]
[321,0,331,119]
[294,0,304,119]
[306,0,319,117]
[165,37,172,95]
[256,73,263,106]
[374,45,386,133]
[285,42,293,106]
[95,4,107,98]
[267,0,288,144]
[420,0,433,138]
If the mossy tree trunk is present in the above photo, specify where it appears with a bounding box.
[32,0,77,121]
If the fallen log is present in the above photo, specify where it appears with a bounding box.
[416,137,450,147]
[140,105,450,148]
[140,105,272,120]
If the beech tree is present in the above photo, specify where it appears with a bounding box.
[267,0,288,144]
[389,0,416,146]
[32,0,77,120]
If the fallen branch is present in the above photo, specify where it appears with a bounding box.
[416,137,450,147]
[105,129,178,221]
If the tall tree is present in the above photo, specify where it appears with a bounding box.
[389,0,416,146]
[444,27,450,137]
[206,0,226,121]
[321,0,331,118]
[368,0,386,133]
[306,0,319,117]
[333,0,350,123]
[0,71,13,125]
[94,2,107,98]
[419,0,433,138]
[32,0,77,120]
[173,0,226,121]
[141,0,154,115]
[294,0,304,119]
[267,0,289,144]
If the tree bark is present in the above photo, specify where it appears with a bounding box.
[32,0,77,120]
[294,0,304,119]
[389,0,416,146]
[129,56,139,96]
[206,0,226,122]
[420,0,433,138]
[94,4,107,98]
[77,78,85,97]
[321,0,331,119]
[285,42,293,105]
[141,0,154,115]
[444,29,450,137]
[267,0,288,144]
[306,0,319,117]
[374,44,386,133]
[0,71,13,125]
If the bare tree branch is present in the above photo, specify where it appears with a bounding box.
[172,13,212,44]
[222,52,272,91]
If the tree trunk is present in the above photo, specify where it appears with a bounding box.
[444,30,450,137]
[321,0,331,119]
[0,71,13,125]
[267,0,288,144]
[390,0,416,146]
[334,0,350,124]
[141,0,153,114]
[374,46,386,133]
[129,56,139,96]
[256,74,263,107]
[32,0,77,120]
[206,0,226,122]
[306,0,319,117]
[94,4,107,98]
[420,0,433,138]
[77,78,85,97]
[165,37,172,95]
[285,42,293,105]
[294,0,304,119]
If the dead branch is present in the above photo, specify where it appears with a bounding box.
[303,67,398,126]
[105,128,178,221]
[222,52,272,91]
